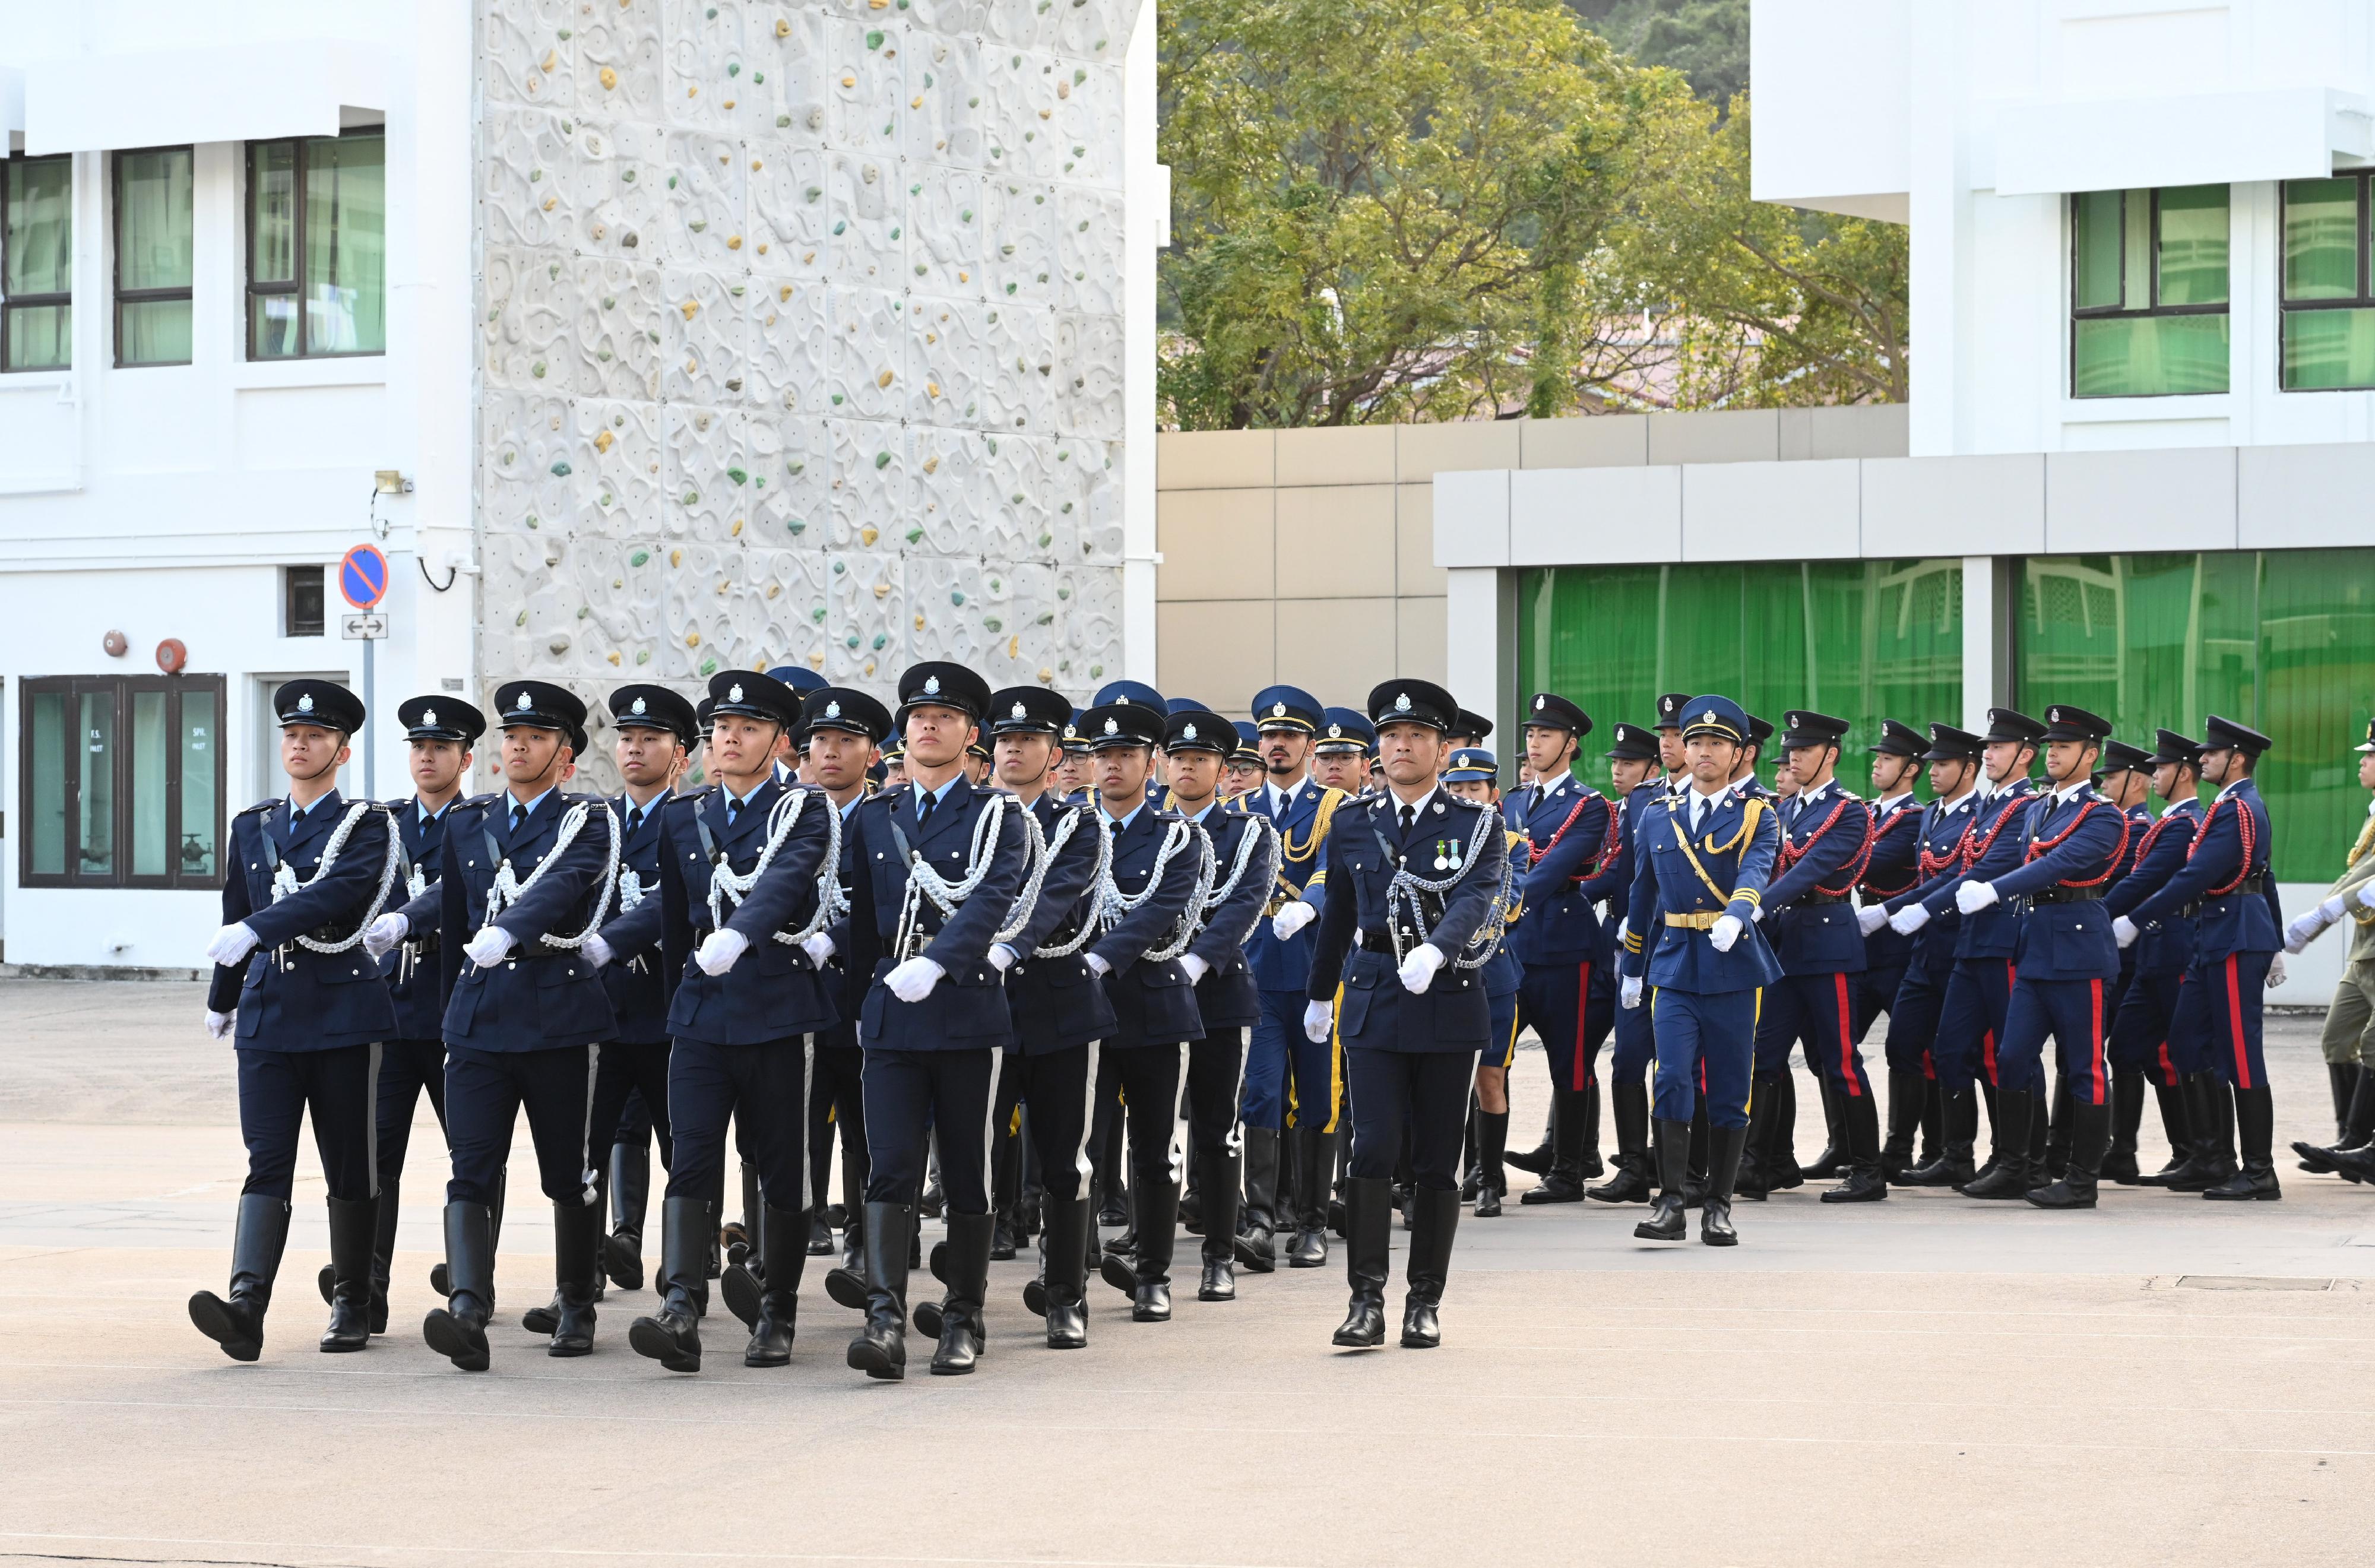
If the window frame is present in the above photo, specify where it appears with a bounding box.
[244,125,386,363]
[1,151,74,375]
[18,673,229,892]
[2068,185,2232,399]
[110,143,195,369]
[2277,171,2375,391]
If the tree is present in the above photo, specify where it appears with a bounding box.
[1158,0,1706,428]
[1571,0,1750,109]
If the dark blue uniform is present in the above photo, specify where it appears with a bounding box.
[1904,782,2037,1099]
[585,791,677,1193]
[2124,780,2285,1089]
[1509,772,1616,1095]
[1990,785,2132,1103]
[1854,791,1923,1038]
[1880,793,1981,1089]
[1179,800,1275,1167]
[810,790,875,1259]
[993,791,1114,1217]
[366,796,463,1312]
[1241,775,1350,1135]
[1751,782,1876,1092]
[2104,799,2205,1084]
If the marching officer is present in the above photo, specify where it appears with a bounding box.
[1505,692,1613,1205]
[1885,708,2044,1193]
[1441,746,1524,1217]
[1240,685,1349,1271]
[1619,696,1782,1247]
[1313,707,1374,794]
[2089,736,2161,1183]
[1227,722,1267,799]
[192,680,401,1362]
[1586,720,1665,1204]
[1160,707,1281,1299]
[1857,720,1931,1178]
[420,682,620,1371]
[2285,716,2375,1177]
[1747,711,1885,1203]
[1304,680,1509,1348]
[622,670,838,1374]
[1946,707,2129,1206]
[837,663,1030,1380]
[2116,715,2288,1200]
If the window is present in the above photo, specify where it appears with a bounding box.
[247,129,385,360]
[2,154,72,372]
[1518,560,1965,795]
[113,146,193,366]
[284,565,325,636]
[2012,549,2375,881]
[2280,173,2375,390]
[2070,184,2230,397]
[21,675,226,889]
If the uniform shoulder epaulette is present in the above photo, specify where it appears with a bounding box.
[235,798,278,819]
[458,791,504,812]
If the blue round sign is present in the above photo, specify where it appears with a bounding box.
[340,544,389,610]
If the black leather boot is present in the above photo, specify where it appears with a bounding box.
[1918,1076,1944,1167]
[1634,1120,1691,1241]
[626,1196,708,1372]
[923,1211,990,1375]
[721,1159,761,1265]
[2029,1086,2054,1181]
[1400,1187,1459,1348]
[735,1203,799,1366]
[1878,1067,1925,1181]
[1765,1075,1804,1189]
[549,1199,601,1357]
[825,1192,872,1310]
[605,1141,649,1291]
[428,1168,502,1304]
[1286,1128,1329,1268]
[1736,1071,1782,1201]
[1041,1196,1091,1348]
[1821,1087,1888,1202]
[2102,1069,2147,1184]
[1588,1082,1654,1203]
[2167,1072,2238,1190]
[2139,1081,2196,1185]
[2043,1075,2073,1180]
[1802,1075,1848,1180]
[1130,1154,1180,1322]
[1521,1085,1588,1203]
[2026,1097,2108,1208]
[1700,1123,1747,1246]
[1236,1125,1280,1272]
[1459,1100,1481,1201]
[720,1196,768,1332]
[846,1201,913,1380]
[319,1173,398,1335]
[1902,1087,1977,1186]
[422,1201,494,1371]
[319,1195,376,1352]
[1331,1177,1391,1348]
[2325,1062,2358,1141]
[1198,1149,1241,1302]
[1958,1088,2034,1199]
[2205,1086,2282,1200]
[1473,1108,1510,1215]
[1503,1100,1557,1176]
[190,1193,290,1363]
[1576,1081,1605,1179]
[2295,1065,2375,1176]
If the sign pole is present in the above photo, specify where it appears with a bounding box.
[337,543,393,802]
[364,636,376,800]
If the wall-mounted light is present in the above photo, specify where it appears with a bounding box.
[374,470,414,495]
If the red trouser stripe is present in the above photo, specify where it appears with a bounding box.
[2088,977,2106,1104]
[2225,954,2251,1089]
[1833,973,1861,1097]
[1572,961,1594,1091]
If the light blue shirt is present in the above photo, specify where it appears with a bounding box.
[1100,800,1145,832]
[914,775,964,812]
[504,786,555,822]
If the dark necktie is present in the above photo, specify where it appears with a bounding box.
[917,790,937,831]
[625,803,644,836]
[508,800,524,834]
[1398,803,1416,835]
[726,796,742,828]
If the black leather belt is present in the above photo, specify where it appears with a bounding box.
[2180,873,2265,917]
[1797,891,1851,907]
[2027,886,2105,906]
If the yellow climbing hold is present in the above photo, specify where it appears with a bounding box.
[922,455,940,474]
[688,85,698,97]
[1038,666,1053,682]
[670,548,683,566]
[723,99,735,109]
[1009,635,1020,657]
[875,582,891,599]
[911,95,923,109]
[751,159,763,171]
[680,299,699,319]
[914,614,926,631]
[608,651,623,666]
[927,381,942,399]
[861,526,879,545]
[810,650,826,667]
[686,630,701,647]
[730,517,744,536]
[540,49,557,73]
[767,583,781,598]
[727,235,744,250]
[600,65,618,90]
[780,285,794,302]
[593,429,615,453]
[777,17,790,36]
[877,368,894,388]
[841,74,856,88]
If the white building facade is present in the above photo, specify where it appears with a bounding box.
[1437,0,2375,1002]
[0,0,1157,971]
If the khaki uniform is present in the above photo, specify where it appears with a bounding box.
[2317,807,2375,1065]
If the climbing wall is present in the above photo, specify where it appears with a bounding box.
[474,0,1139,766]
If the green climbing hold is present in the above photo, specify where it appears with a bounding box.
[984,617,1002,633]
[701,657,718,676]
[621,169,635,183]
[668,174,679,189]
[889,226,900,239]
[832,220,846,235]
[1057,585,1071,599]
[832,560,846,574]
[874,452,892,469]
[846,632,861,648]
[1038,532,1053,547]
[1090,664,1103,677]
[778,115,792,128]
[549,459,572,476]
[635,648,651,666]
[906,527,924,544]
[727,61,740,76]
[866,28,884,47]
[950,591,965,606]
[531,361,547,379]
[1036,612,1053,625]
[872,632,888,650]
[831,393,844,406]
[812,606,827,622]
[630,549,650,566]
[683,490,699,505]
[1060,501,1074,514]
[788,459,808,474]
[788,519,807,533]
[727,466,748,485]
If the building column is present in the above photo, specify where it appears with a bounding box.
[1444,566,1512,762]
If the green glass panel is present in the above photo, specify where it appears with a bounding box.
[303,134,385,355]
[2074,189,2124,310]
[2281,307,2375,390]
[2256,550,2375,882]
[249,141,296,284]
[119,299,191,366]
[1516,560,1965,797]
[179,689,218,879]
[2074,313,2229,397]
[131,689,167,878]
[2155,184,2230,306]
[251,293,300,360]
[4,157,72,295]
[2283,178,2358,301]
[3,303,71,372]
[115,147,192,293]
[78,689,115,878]
[28,689,65,877]
[2126,187,2152,310]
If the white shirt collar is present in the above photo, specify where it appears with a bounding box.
[2216,778,2247,802]
[1874,790,1914,811]
[2050,777,2091,806]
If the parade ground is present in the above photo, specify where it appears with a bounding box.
[1,978,2367,1568]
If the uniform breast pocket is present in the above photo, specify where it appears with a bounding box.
[1139,962,1200,1037]
[536,961,612,1038]
[1337,962,1380,1038]
[941,969,1008,1037]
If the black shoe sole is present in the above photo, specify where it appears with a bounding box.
[1332,1330,1384,1348]
[1820,1187,1888,1203]
[1518,1189,1583,1205]
[2202,1187,2283,1201]
[1233,1236,1276,1272]
[846,1338,905,1380]
[720,1265,762,1332]
[1633,1224,1686,1241]
[603,1236,645,1292]
[626,1317,701,1372]
[823,1267,869,1312]
[317,1264,336,1306]
[547,1338,593,1358]
[1700,1230,1737,1247]
[422,1311,489,1372]
[521,1308,559,1336]
[1022,1278,1049,1316]
[188,1294,262,1362]
[1098,1253,1137,1297]
[913,1301,945,1338]
[1198,1286,1234,1303]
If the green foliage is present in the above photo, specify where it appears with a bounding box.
[1571,0,1750,107]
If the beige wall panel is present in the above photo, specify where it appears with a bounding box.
[1395,595,1449,687]
[1157,487,1275,601]
[1522,414,1648,468]
[1275,597,1398,707]
[1276,483,1396,598]
[1157,600,1277,702]
[1158,429,1276,490]
[1396,483,1447,597]
[1274,424,1396,486]
[1645,408,1781,465]
[1396,419,1521,482]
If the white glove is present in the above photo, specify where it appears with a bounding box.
[1083,951,1112,978]
[802,930,837,968]
[582,931,614,969]
[203,1009,235,1041]
[2320,894,2350,924]
[1956,880,2000,916]
[1749,905,1764,923]
[1857,905,1889,936]
[885,955,945,1002]
[1889,905,1929,936]
[1302,999,1334,1043]
[2113,916,2139,949]
[1270,900,1315,940]
[1179,952,1209,985]
[1613,917,1629,949]
[1620,975,1644,1010]
[205,923,260,968]
[1396,942,1445,994]
[2285,910,2326,954]
[362,913,409,960]
[694,927,748,975]
[2358,882,2375,914]
[464,926,517,967]
[987,943,1017,973]
[1708,914,1742,953]
[2267,954,2288,989]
